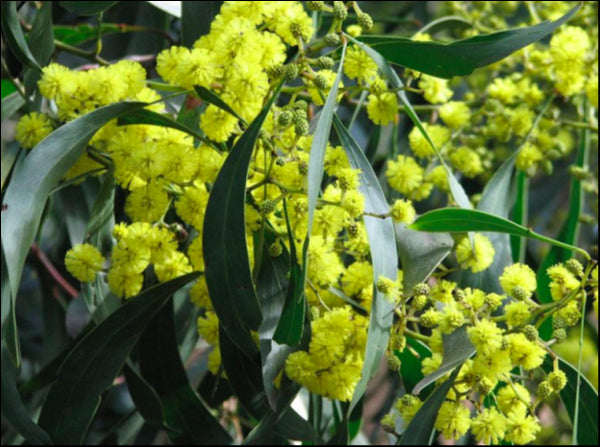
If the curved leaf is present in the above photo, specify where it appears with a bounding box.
[1,91,25,122]
[1,345,53,445]
[357,5,579,79]
[59,1,118,15]
[37,272,199,445]
[399,366,461,445]
[333,115,398,412]
[542,357,598,446]
[138,300,231,445]
[123,364,167,430]
[203,88,281,355]
[1,2,41,70]
[23,1,55,95]
[413,326,474,395]
[194,86,244,123]
[409,208,588,259]
[1,102,146,315]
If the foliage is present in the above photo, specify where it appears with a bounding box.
[1,1,598,445]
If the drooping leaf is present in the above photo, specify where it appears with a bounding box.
[59,1,119,15]
[510,171,528,263]
[1,2,41,70]
[396,225,453,293]
[37,273,199,445]
[413,326,474,395]
[399,367,461,445]
[273,203,305,346]
[53,23,126,45]
[203,87,281,355]
[333,115,398,412]
[85,170,115,245]
[409,208,588,259]
[138,300,231,445]
[1,102,145,328]
[1,345,53,445]
[181,1,222,47]
[346,35,472,210]
[542,356,598,445]
[194,85,244,123]
[357,5,579,79]
[117,108,216,148]
[123,364,167,430]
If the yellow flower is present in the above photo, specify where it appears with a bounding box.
[15,112,53,149]
[386,155,424,196]
[390,198,416,224]
[455,233,495,273]
[439,101,470,129]
[468,320,503,356]
[408,124,450,158]
[434,400,471,440]
[499,263,537,298]
[471,408,507,445]
[107,266,143,299]
[64,243,105,282]
[504,408,541,445]
[197,311,219,345]
[418,75,453,104]
[366,92,398,125]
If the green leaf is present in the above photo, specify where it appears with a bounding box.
[413,326,474,395]
[138,300,231,445]
[542,357,598,446]
[346,35,471,210]
[85,170,115,245]
[396,225,453,293]
[37,272,199,445]
[357,5,580,79]
[333,116,398,412]
[510,171,529,263]
[1,79,16,99]
[59,1,119,15]
[1,2,41,70]
[396,337,431,394]
[273,203,305,346]
[408,208,589,259]
[1,102,146,313]
[537,118,590,339]
[194,85,244,123]
[23,1,55,95]
[181,1,222,47]
[203,87,282,355]
[123,364,167,430]
[1,345,53,445]
[399,366,461,445]
[117,108,216,149]
[53,23,120,45]
[1,91,25,122]
[1,142,20,190]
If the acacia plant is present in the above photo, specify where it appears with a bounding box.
[1,1,598,445]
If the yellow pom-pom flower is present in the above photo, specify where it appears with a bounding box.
[15,112,53,149]
[499,263,537,298]
[366,92,398,125]
[65,243,105,282]
[471,408,507,445]
[439,101,470,129]
[390,198,416,224]
[455,233,495,273]
[434,400,471,440]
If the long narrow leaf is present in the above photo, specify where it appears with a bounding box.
[1,2,41,70]
[357,6,579,79]
[37,273,199,445]
[333,116,398,412]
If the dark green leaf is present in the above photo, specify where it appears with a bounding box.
[357,6,579,79]
[53,23,138,46]
[37,272,199,445]
[510,171,529,263]
[138,300,231,445]
[273,203,305,346]
[1,344,53,445]
[333,115,398,412]
[1,79,16,99]
[397,337,431,394]
[413,326,474,395]
[123,364,167,430]
[181,1,222,47]
[23,2,55,95]
[194,85,244,123]
[1,142,20,190]
[346,35,471,210]
[543,356,598,445]
[219,325,268,418]
[396,225,453,293]
[399,367,461,445]
[1,2,41,70]
[117,108,216,148]
[203,88,282,354]
[1,102,146,315]
[1,91,25,122]
[409,208,587,258]
[59,1,118,15]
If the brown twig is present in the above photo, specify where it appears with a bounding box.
[30,243,79,299]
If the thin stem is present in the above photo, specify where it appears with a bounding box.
[54,40,110,66]
[572,291,587,444]
[30,244,79,299]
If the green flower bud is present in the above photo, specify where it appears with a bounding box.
[306,1,325,11]
[283,63,299,81]
[277,110,292,127]
[269,241,283,258]
[316,56,335,70]
[548,370,567,391]
[333,1,347,20]
[522,324,538,342]
[537,380,553,399]
[413,283,430,297]
[358,12,373,31]
[294,119,309,136]
[565,259,584,277]
[552,328,567,343]
[324,32,341,46]
[387,354,401,371]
